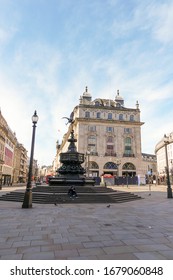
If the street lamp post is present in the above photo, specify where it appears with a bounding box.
[86,150,90,177]
[164,134,172,198]
[116,159,121,185]
[22,111,38,208]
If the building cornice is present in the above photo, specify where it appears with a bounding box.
[78,104,139,112]
[76,117,144,126]
[155,138,173,154]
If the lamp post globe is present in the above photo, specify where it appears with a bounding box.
[32,110,39,123]
[22,111,38,208]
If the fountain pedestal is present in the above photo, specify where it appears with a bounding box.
[49,130,95,186]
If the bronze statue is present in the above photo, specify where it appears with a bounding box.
[62,111,74,125]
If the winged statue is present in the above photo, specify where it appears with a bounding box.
[62,111,74,125]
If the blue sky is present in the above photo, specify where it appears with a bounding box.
[1,0,173,166]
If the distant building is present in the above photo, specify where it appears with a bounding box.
[39,165,54,182]
[155,133,173,183]
[54,88,156,184]
[13,143,27,183]
[0,110,28,185]
[142,153,157,183]
[0,110,17,185]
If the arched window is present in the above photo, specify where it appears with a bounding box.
[107,136,113,143]
[119,114,123,120]
[90,161,99,169]
[85,111,90,118]
[122,162,136,176]
[130,115,134,121]
[106,136,115,156]
[96,112,101,118]
[104,162,117,169]
[122,162,136,170]
[124,137,132,156]
[88,135,97,153]
[108,113,112,120]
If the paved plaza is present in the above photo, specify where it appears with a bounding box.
[0,184,173,260]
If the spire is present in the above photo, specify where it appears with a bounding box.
[136,101,139,110]
[81,86,92,103]
[115,89,124,106]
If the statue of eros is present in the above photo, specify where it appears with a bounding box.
[62,111,74,125]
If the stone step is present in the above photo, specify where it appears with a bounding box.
[33,185,114,193]
[0,189,142,204]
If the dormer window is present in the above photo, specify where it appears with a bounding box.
[95,101,100,106]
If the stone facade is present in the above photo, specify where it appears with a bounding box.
[13,143,27,183]
[0,110,28,185]
[155,133,173,183]
[54,88,156,183]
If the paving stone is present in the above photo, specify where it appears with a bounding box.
[61,243,84,250]
[0,254,23,260]
[22,235,44,241]
[1,185,173,260]
[53,237,69,244]
[0,242,13,249]
[0,248,17,255]
[40,244,62,252]
[22,251,55,260]
[0,237,7,242]
[89,235,113,242]
[103,245,139,254]
[134,251,167,260]
[83,242,103,248]
[158,250,173,259]
[78,248,105,257]
[69,255,99,260]
[97,253,139,260]
[7,236,23,242]
[54,249,79,259]
[31,239,53,246]
[68,236,90,243]
[12,240,31,247]
[134,244,173,252]
[122,238,156,245]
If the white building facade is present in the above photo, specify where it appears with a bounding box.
[54,88,156,183]
[155,133,173,183]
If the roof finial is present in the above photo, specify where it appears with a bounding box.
[86,86,88,92]
[117,89,119,96]
[136,100,139,109]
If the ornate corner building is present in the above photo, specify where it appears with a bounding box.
[155,133,173,183]
[54,88,156,183]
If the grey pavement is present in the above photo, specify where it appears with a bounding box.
[0,184,173,260]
